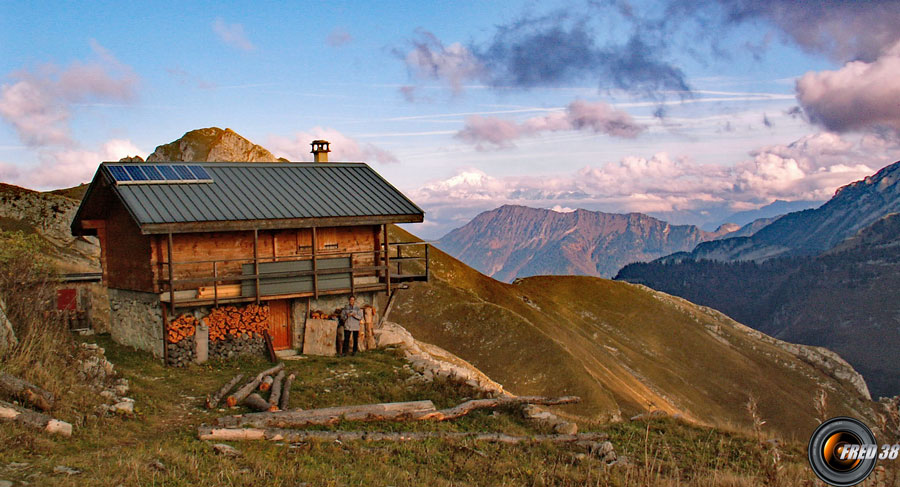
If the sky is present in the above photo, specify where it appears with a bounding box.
[2,0,900,239]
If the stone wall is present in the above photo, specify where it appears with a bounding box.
[291,292,377,352]
[108,288,164,358]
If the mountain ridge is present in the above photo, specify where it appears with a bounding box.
[436,205,735,281]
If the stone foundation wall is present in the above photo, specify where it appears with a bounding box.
[108,288,164,358]
[209,334,266,360]
[166,334,195,367]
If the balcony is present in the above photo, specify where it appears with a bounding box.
[158,241,429,309]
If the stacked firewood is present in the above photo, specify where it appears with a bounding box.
[204,304,269,341]
[309,309,337,320]
[167,314,198,343]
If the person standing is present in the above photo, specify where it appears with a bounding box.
[341,295,362,356]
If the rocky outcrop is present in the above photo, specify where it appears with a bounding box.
[146,127,286,163]
[437,205,736,280]
[375,321,506,395]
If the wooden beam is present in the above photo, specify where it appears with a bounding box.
[140,214,424,235]
[383,225,391,297]
[311,227,318,300]
[253,229,260,305]
[425,244,430,282]
[167,233,175,316]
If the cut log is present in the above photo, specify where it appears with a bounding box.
[0,372,55,412]
[267,370,285,411]
[206,373,244,409]
[0,400,71,436]
[243,393,271,412]
[199,426,606,444]
[225,362,285,408]
[279,373,295,411]
[259,375,274,392]
[217,399,437,428]
[217,396,579,428]
[420,396,581,421]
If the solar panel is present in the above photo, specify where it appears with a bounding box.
[107,166,131,182]
[124,166,148,181]
[158,165,178,180]
[173,165,195,180]
[108,164,213,185]
[189,166,212,180]
[143,166,165,181]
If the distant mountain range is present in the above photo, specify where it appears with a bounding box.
[617,160,900,398]
[436,205,738,281]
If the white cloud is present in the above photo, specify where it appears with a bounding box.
[7,139,143,190]
[212,17,255,52]
[267,127,397,164]
[0,41,138,147]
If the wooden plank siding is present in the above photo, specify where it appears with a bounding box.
[104,201,155,292]
[150,225,379,293]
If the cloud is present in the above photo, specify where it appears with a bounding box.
[796,40,900,135]
[456,100,644,148]
[5,138,143,190]
[0,41,138,147]
[327,28,353,47]
[212,17,255,51]
[411,131,897,236]
[707,0,900,63]
[402,30,483,94]
[267,128,397,164]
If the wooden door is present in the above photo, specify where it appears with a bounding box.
[267,300,292,350]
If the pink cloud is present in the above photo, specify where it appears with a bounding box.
[797,40,900,135]
[212,17,255,52]
[267,128,397,164]
[413,132,897,219]
[403,30,483,94]
[0,41,138,147]
[456,100,644,149]
[327,28,353,47]
[5,139,143,190]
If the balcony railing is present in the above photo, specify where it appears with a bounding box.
[157,241,428,310]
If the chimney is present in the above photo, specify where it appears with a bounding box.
[311,140,331,163]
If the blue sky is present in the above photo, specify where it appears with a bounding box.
[2,0,899,238]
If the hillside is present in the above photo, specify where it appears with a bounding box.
[617,213,900,398]
[390,227,877,437]
[681,160,900,262]
[436,205,734,281]
[0,183,98,272]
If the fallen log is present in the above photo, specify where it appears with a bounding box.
[267,370,285,411]
[259,375,274,392]
[217,396,579,428]
[0,372,55,412]
[420,396,581,421]
[0,399,71,436]
[199,426,606,444]
[279,373,295,411]
[226,363,284,408]
[243,393,271,412]
[206,373,244,409]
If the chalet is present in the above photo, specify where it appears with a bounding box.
[71,141,427,364]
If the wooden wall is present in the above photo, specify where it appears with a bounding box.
[104,201,155,292]
[151,225,380,292]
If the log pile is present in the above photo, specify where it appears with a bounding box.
[167,314,197,344]
[205,304,269,342]
[204,304,270,360]
[309,309,337,320]
[225,363,286,408]
[199,427,607,445]
[1,399,72,436]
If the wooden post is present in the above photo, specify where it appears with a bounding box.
[349,252,355,295]
[383,225,391,297]
[311,227,318,300]
[161,291,169,366]
[425,244,430,282]
[213,261,219,308]
[253,229,260,305]
[397,245,402,277]
[167,233,175,316]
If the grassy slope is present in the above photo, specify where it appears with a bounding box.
[388,227,877,438]
[1,335,833,486]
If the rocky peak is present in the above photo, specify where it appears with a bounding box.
[145,127,287,163]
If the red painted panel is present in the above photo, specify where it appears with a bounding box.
[57,288,77,311]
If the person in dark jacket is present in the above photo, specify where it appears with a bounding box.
[340,296,362,356]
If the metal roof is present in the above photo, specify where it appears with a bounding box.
[74,162,424,234]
